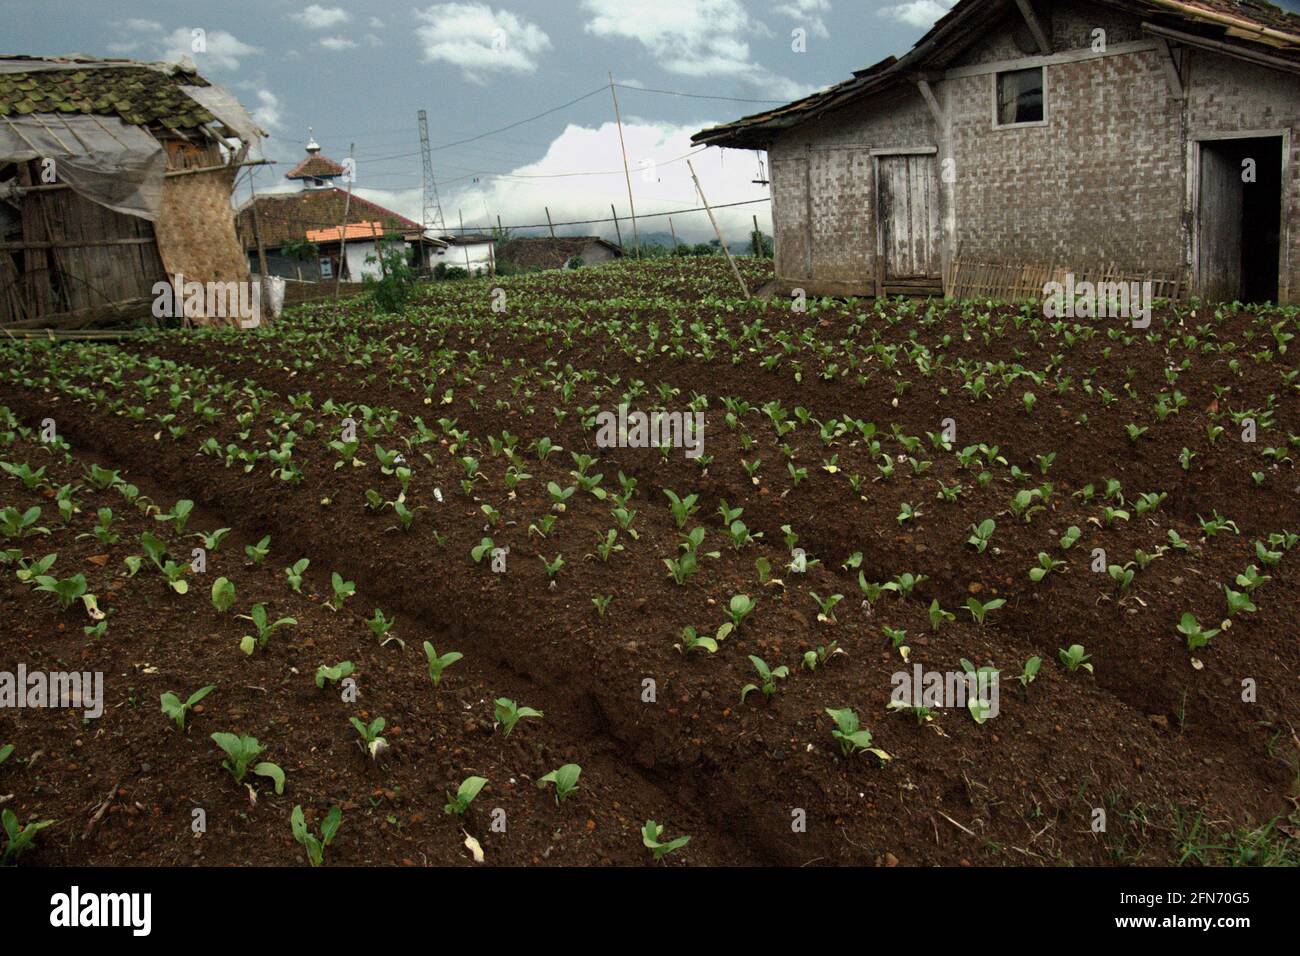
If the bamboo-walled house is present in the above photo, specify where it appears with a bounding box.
[0,55,266,329]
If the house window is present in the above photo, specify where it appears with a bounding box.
[994,67,1044,127]
[319,257,333,279]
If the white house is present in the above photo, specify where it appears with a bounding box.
[434,234,496,275]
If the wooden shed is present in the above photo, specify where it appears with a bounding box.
[0,55,265,329]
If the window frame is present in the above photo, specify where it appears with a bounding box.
[991,66,1048,130]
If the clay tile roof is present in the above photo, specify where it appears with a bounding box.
[236,188,424,250]
[496,236,623,270]
[285,153,347,180]
[0,58,214,128]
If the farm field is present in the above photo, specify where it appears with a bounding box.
[0,256,1298,867]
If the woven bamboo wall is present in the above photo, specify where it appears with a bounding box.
[1,161,165,326]
[153,166,250,327]
[943,257,1185,304]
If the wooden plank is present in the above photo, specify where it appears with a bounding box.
[1013,0,1053,54]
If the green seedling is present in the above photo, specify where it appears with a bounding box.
[494,697,543,735]
[642,820,690,861]
[291,805,341,867]
[825,707,891,760]
[238,603,297,655]
[1016,656,1042,687]
[810,591,843,623]
[327,572,355,611]
[964,596,1005,626]
[315,661,354,689]
[211,576,235,613]
[1,809,56,865]
[244,535,271,566]
[538,764,581,805]
[1058,644,1093,674]
[210,733,285,793]
[740,655,788,702]
[967,519,995,553]
[445,776,487,815]
[422,642,463,686]
[726,593,756,629]
[1177,612,1220,651]
[349,716,388,760]
[160,684,215,731]
[285,558,310,593]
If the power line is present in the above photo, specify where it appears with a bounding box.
[427,86,610,152]
[612,83,789,104]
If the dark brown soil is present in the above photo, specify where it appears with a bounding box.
[1,258,1297,867]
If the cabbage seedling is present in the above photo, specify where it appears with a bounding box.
[824,708,891,760]
[445,776,487,815]
[210,733,285,793]
[802,642,841,671]
[1176,612,1220,651]
[291,805,341,867]
[1058,644,1093,674]
[741,655,788,702]
[315,661,354,689]
[1015,656,1042,687]
[327,572,355,610]
[0,743,11,765]
[154,499,194,534]
[538,764,581,805]
[726,594,756,629]
[160,684,215,731]
[591,594,612,617]
[1,809,55,865]
[642,820,690,861]
[349,716,388,760]
[423,642,463,686]
[967,519,995,553]
[1029,552,1066,581]
[285,558,309,593]
[539,553,564,580]
[674,625,726,654]
[494,697,543,735]
[1223,586,1256,617]
[0,505,48,539]
[211,576,235,613]
[238,603,297,655]
[663,489,699,528]
[367,608,394,639]
[810,592,843,624]
[244,535,271,566]
[964,597,1005,626]
[32,573,86,610]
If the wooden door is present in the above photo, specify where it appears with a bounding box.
[877,154,941,278]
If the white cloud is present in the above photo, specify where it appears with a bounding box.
[155,28,261,71]
[124,18,163,33]
[582,0,812,100]
[319,35,358,50]
[774,0,830,38]
[251,90,283,132]
[369,16,386,29]
[877,0,956,30]
[288,5,352,30]
[430,120,770,244]
[414,3,551,81]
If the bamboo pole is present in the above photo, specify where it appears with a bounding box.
[686,159,748,299]
[332,143,355,310]
[608,72,641,258]
[610,204,623,249]
[545,207,556,240]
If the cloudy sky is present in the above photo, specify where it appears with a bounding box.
[19,0,1287,242]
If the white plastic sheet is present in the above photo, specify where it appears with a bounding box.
[0,113,166,220]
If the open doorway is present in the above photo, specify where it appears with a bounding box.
[1196,136,1282,303]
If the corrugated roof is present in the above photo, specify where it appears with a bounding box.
[692,0,1300,148]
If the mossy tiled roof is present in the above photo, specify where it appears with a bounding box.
[0,65,214,128]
